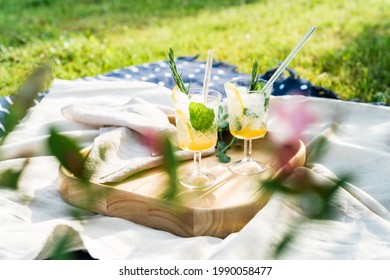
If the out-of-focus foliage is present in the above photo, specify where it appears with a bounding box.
[0,64,51,190]
[47,128,87,180]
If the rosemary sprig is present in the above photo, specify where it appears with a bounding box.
[250,59,260,91]
[166,47,189,94]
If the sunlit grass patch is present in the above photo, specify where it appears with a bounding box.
[0,0,388,104]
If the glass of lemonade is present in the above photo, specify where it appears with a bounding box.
[172,87,222,189]
[224,78,272,175]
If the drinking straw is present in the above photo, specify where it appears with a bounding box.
[261,25,317,95]
[202,49,215,102]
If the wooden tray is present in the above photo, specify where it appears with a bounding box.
[59,135,305,238]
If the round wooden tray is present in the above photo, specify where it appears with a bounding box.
[59,135,305,238]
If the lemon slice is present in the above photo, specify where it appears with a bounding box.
[224,82,244,117]
[172,85,189,103]
[175,108,193,149]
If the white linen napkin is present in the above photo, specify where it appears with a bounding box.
[61,97,176,136]
[62,97,214,183]
[84,126,201,183]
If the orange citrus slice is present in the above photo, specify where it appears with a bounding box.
[224,82,244,117]
[175,108,193,149]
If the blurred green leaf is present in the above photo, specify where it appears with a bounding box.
[0,169,23,190]
[1,63,52,144]
[299,191,326,219]
[47,128,86,179]
[0,159,29,190]
[49,234,75,260]
[306,134,329,163]
[273,228,296,258]
[161,135,179,201]
[307,123,340,164]
[262,178,296,195]
[311,176,348,220]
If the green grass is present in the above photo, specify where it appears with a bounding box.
[0,0,389,103]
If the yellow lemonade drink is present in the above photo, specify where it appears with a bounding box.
[175,108,217,151]
[232,126,267,139]
[167,47,221,189]
[223,79,271,176]
[172,88,220,152]
[225,82,269,140]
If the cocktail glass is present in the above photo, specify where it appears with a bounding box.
[224,78,272,175]
[172,88,222,188]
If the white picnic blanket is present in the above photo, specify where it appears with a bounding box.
[1,79,389,260]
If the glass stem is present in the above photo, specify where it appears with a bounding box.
[193,152,202,176]
[243,139,252,162]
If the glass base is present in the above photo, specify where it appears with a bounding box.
[228,158,269,175]
[179,172,216,189]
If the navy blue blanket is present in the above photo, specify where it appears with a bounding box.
[0,55,339,135]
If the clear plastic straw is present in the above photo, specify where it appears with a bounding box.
[202,49,214,103]
[262,25,317,95]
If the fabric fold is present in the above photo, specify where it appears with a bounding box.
[2,79,390,260]
[62,97,214,183]
[61,97,176,136]
[84,126,213,183]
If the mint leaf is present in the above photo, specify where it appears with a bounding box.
[231,117,242,131]
[218,105,229,130]
[216,137,237,163]
[189,101,215,132]
[217,140,229,151]
[264,96,270,111]
[243,108,259,118]
[217,150,231,163]
[216,141,231,163]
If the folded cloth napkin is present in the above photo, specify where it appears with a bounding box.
[83,126,198,183]
[62,98,214,183]
[61,97,176,136]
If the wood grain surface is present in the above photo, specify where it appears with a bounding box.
[59,135,305,238]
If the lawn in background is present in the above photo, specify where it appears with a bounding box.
[0,0,388,104]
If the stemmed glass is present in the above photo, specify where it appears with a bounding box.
[222,26,317,175]
[172,87,221,188]
[224,78,272,175]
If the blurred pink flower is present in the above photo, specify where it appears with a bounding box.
[139,128,164,156]
[271,97,318,145]
[269,97,318,169]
